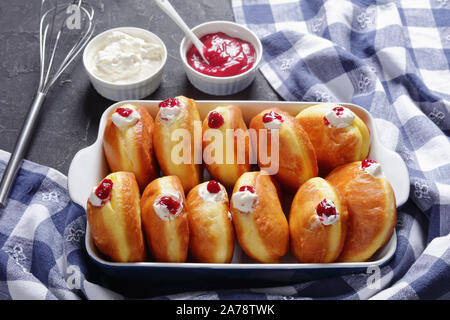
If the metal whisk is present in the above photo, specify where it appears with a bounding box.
[0,0,95,206]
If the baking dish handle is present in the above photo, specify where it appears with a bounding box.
[68,143,108,210]
[375,142,410,207]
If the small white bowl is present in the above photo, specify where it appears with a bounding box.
[180,21,263,96]
[83,27,167,101]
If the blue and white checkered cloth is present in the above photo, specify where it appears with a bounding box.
[1,0,449,300]
[0,150,123,299]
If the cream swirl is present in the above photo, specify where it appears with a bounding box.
[153,192,183,221]
[361,159,385,178]
[111,106,141,129]
[324,106,355,128]
[88,187,103,207]
[315,198,340,226]
[198,184,226,202]
[232,187,258,214]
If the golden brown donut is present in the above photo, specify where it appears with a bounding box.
[289,177,348,263]
[230,171,289,263]
[186,180,234,263]
[140,176,189,263]
[296,103,370,172]
[202,105,252,188]
[103,104,158,191]
[153,96,202,192]
[326,159,397,262]
[86,172,146,263]
[249,108,318,190]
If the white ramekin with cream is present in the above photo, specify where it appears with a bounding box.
[83,27,167,101]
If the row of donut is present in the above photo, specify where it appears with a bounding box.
[101,96,370,193]
[87,162,396,264]
[86,96,396,263]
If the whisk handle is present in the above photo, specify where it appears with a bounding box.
[0,92,46,207]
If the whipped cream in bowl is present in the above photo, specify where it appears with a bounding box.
[90,30,163,84]
[83,27,167,101]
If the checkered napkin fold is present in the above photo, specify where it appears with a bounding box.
[0,150,122,300]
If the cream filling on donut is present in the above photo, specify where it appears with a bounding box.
[153,192,183,221]
[111,106,141,130]
[317,213,340,226]
[263,118,283,130]
[232,190,258,214]
[159,99,185,124]
[324,106,354,128]
[361,162,385,179]
[198,184,226,202]
[315,198,340,226]
[88,186,103,207]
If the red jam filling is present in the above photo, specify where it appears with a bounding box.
[186,32,257,77]
[323,106,345,126]
[316,199,337,221]
[116,107,133,118]
[239,185,256,193]
[333,106,345,116]
[159,98,180,109]
[262,111,283,124]
[158,196,181,215]
[208,111,224,128]
[362,158,377,169]
[95,179,113,201]
[206,180,221,194]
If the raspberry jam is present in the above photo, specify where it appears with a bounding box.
[206,180,221,194]
[186,32,256,77]
[316,199,337,221]
[239,185,256,193]
[262,111,283,124]
[116,107,133,118]
[361,159,377,169]
[95,179,113,201]
[159,98,180,109]
[323,106,345,126]
[158,196,181,215]
[208,111,224,128]
[332,106,345,116]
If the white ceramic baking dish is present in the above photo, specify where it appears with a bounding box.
[67,100,409,284]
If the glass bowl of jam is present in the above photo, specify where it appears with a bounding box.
[179,21,262,96]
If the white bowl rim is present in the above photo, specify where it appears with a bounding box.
[82,26,168,88]
[179,20,263,81]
